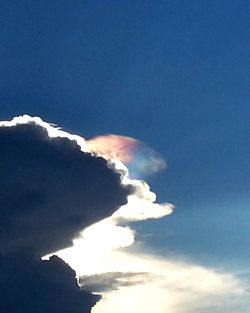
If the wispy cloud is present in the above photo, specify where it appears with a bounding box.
[85,252,250,313]
[58,244,250,313]
[80,271,154,292]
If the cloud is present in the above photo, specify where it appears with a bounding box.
[0,115,131,257]
[77,251,249,313]
[3,115,244,313]
[79,271,154,293]
[51,178,174,277]
[58,234,250,313]
[87,134,167,178]
[0,254,100,313]
[0,115,139,313]
[45,127,249,313]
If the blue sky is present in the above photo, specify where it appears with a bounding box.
[1,0,250,311]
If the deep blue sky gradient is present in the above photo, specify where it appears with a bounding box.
[1,0,250,270]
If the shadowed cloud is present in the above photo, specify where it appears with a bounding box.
[0,119,131,257]
[0,115,133,313]
[0,254,101,313]
[80,271,155,293]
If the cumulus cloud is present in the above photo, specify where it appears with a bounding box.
[52,177,174,278]
[43,125,249,313]
[3,115,244,313]
[0,115,131,257]
[0,254,100,313]
[50,135,174,282]
[0,115,137,313]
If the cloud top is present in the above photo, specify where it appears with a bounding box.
[0,115,131,257]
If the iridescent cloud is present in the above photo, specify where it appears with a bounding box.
[87,134,166,178]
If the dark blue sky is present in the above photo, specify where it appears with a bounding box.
[1,0,250,270]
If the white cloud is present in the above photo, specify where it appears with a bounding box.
[58,247,249,313]
[48,161,174,268]
[54,178,249,313]
[25,115,247,313]
[51,175,174,274]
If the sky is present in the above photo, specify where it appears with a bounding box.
[1,0,250,312]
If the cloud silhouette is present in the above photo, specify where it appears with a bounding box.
[0,254,101,313]
[0,115,135,313]
[0,116,131,257]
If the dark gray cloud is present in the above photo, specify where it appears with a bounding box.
[0,117,134,313]
[79,271,155,293]
[0,121,131,257]
[0,254,100,313]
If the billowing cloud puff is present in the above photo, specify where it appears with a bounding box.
[0,115,176,313]
[0,116,131,257]
[49,132,174,277]
[0,115,139,313]
[2,115,248,313]
[52,178,174,277]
